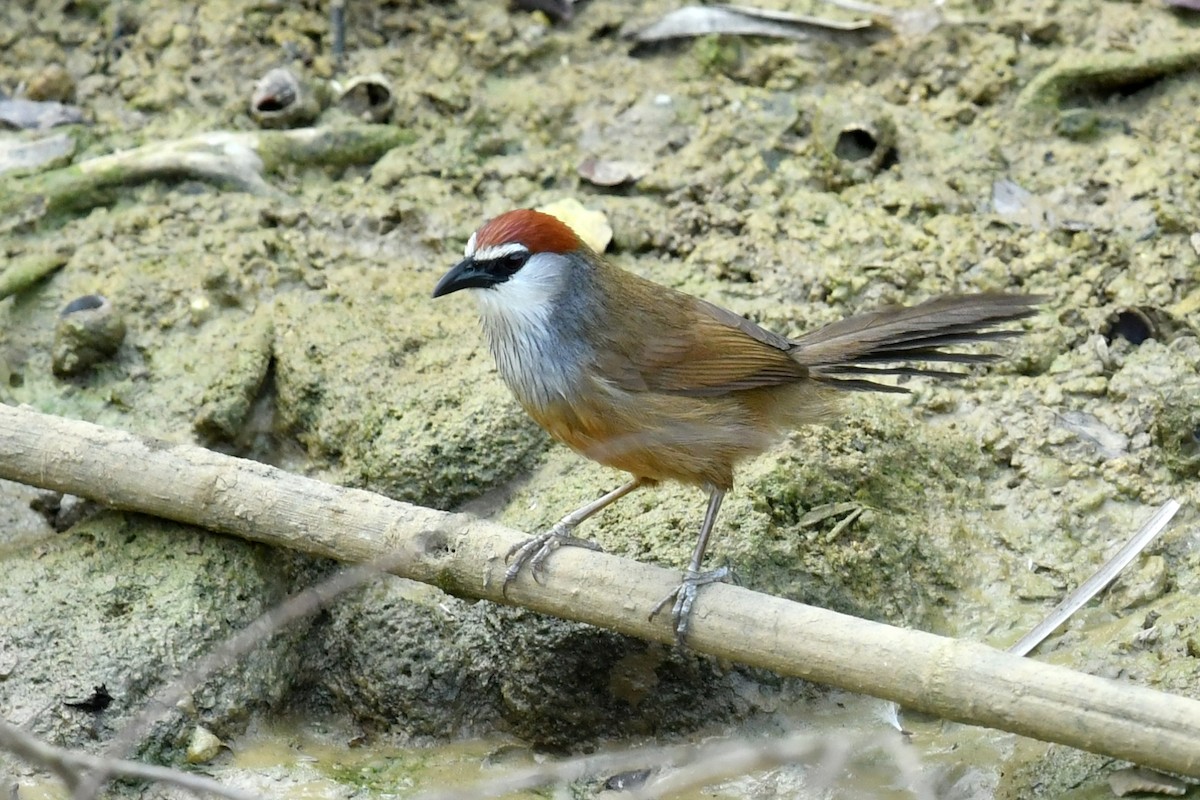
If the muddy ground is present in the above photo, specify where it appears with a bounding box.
[1,0,1199,797]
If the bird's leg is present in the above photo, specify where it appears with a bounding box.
[650,487,729,645]
[504,477,648,591]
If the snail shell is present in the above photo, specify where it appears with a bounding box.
[334,73,394,123]
[249,67,322,129]
[52,294,126,377]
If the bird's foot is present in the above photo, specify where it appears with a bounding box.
[502,523,602,593]
[649,566,731,646]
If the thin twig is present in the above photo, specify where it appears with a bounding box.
[410,731,930,800]
[630,731,933,800]
[71,555,406,800]
[1009,499,1181,657]
[0,720,265,800]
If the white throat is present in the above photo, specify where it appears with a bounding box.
[465,252,585,410]
[473,249,566,327]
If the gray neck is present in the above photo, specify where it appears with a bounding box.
[471,255,600,411]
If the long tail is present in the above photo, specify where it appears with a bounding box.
[790,293,1043,393]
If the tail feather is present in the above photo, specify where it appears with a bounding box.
[791,293,1042,393]
[852,327,1023,354]
[835,350,1003,364]
[815,378,911,394]
[819,364,985,380]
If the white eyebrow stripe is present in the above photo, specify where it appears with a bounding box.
[474,243,529,262]
[464,231,478,258]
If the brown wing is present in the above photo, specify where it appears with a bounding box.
[597,288,807,398]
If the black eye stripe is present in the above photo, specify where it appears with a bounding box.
[478,250,529,280]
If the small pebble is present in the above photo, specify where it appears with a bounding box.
[186,725,223,764]
[26,63,75,103]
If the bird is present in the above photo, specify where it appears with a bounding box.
[433,208,1040,643]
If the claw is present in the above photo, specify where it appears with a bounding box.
[502,524,602,593]
[649,566,730,645]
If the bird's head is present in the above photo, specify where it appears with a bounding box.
[432,210,599,323]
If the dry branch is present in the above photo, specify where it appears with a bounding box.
[1,402,1199,777]
[0,125,414,228]
[0,720,264,800]
[410,730,930,800]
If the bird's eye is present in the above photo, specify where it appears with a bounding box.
[496,251,528,276]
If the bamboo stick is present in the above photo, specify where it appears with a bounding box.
[0,402,1197,776]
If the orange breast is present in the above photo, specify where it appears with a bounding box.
[520,381,830,490]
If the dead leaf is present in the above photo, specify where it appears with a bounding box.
[627,4,874,43]
[578,157,649,187]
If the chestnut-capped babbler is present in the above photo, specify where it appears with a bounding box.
[434,209,1040,643]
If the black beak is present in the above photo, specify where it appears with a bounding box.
[433,257,498,298]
